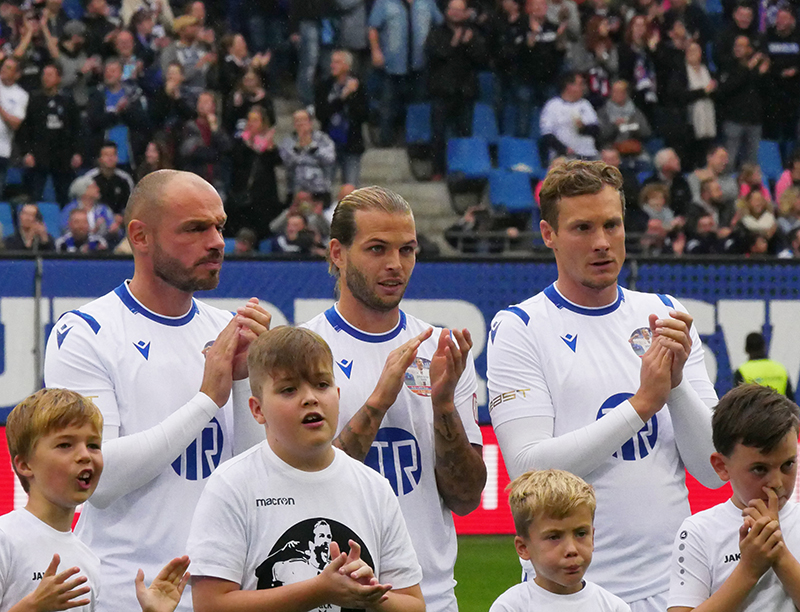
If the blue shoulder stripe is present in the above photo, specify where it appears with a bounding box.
[64,310,101,334]
[506,306,530,325]
[657,294,674,308]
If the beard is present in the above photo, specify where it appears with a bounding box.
[152,241,222,293]
[345,262,405,312]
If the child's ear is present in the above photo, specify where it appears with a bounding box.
[12,455,32,480]
[710,452,730,482]
[514,535,531,561]
[249,396,267,425]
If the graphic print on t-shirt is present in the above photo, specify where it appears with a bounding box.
[597,393,659,460]
[365,427,422,497]
[255,518,374,612]
[170,416,224,480]
[403,358,431,397]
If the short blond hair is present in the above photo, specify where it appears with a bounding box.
[6,388,103,493]
[507,469,596,537]
[247,326,334,397]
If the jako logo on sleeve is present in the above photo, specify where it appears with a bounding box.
[365,427,422,497]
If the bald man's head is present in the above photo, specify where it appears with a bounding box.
[124,170,216,230]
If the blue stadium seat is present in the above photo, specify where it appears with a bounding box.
[42,176,56,203]
[529,107,542,141]
[497,137,543,176]
[258,238,273,253]
[37,202,61,238]
[645,137,665,159]
[478,71,495,104]
[447,138,491,178]
[224,238,236,254]
[471,103,499,144]
[6,166,22,186]
[0,202,14,237]
[758,140,783,183]
[405,102,432,145]
[488,170,535,213]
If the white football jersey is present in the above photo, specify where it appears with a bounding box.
[44,281,235,612]
[487,284,717,602]
[304,306,482,612]
[490,579,631,612]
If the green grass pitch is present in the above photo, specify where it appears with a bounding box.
[454,535,521,612]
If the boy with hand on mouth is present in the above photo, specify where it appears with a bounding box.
[1,388,190,612]
[186,326,424,612]
[668,384,800,612]
[490,469,630,611]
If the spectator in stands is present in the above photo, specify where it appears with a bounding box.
[540,71,599,162]
[578,0,623,42]
[335,0,369,77]
[113,29,144,86]
[663,0,710,48]
[278,108,335,205]
[229,104,281,239]
[639,182,676,229]
[86,57,150,169]
[149,61,194,143]
[272,211,326,256]
[599,146,642,222]
[219,32,270,98]
[643,148,692,216]
[185,0,216,48]
[121,0,175,30]
[717,35,770,170]
[82,0,118,58]
[639,217,681,255]
[777,186,800,235]
[496,0,531,137]
[60,174,121,243]
[666,41,716,171]
[653,18,692,164]
[688,177,736,237]
[738,162,772,201]
[368,0,442,147]
[269,190,331,242]
[42,0,69,41]
[776,148,800,201]
[232,226,257,255]
[716,0,762,72]
[764,2,800,164]
[4,202,54,251]
[179,90,232,187]
[81,141,135,217]
[0,57,28,196]
[617,15,659,124]
[688,144,738,209]
[737,189,779,247]
[547,0,581,43]
[426,0,486,179]
[135,139,171,180]
[55,207,108,252]
[445,204,517,253]
[315,49,367,186]
[685,213,726,254]
[598,79,651,166]
[567,15,617,109]
[223,67,274,138]
[20,63,81,206]
[128,9,163,79]
[288,1,336,109]
[160,15,215,105]
[13,9,59,93]
[779,226,800,257]
[57,20,96,110]
[734,331,794,397]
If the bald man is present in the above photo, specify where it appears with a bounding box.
[44,170,271,612]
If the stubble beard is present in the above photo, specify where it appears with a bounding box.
[345,262,405,312]
[153,242,222,293]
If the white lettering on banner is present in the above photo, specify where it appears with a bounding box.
[482,444,498,511]
[0,298,51,405]
[718,300,765,374]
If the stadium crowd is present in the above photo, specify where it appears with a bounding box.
[0,0,797,256]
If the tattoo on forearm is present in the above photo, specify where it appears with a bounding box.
[333,403,385,462]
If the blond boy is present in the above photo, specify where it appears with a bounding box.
[1,388,189,612]
[490,469,630,611]
[186,326,425,612]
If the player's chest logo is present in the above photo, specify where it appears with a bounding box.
[366,427,422,496]
[560,333,577,352]
[597,393,659,460]
[171,416,224,480]
[336,359,353,379]
[403,357,431,397]
[133,339,150,360]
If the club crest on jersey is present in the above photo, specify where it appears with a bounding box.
[403,357,431,397]
[366,427,422,496]
[597,393,659,460]
[628,327,653,357]
[171,417,224,480]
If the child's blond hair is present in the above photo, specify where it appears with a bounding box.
[247,326,334,397]
[6,388,103,492]
[507,469,596,537]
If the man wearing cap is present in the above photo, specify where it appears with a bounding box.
[160,14,216,104]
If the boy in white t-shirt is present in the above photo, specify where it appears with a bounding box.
[490,469,630,612]
[2,387,190,612]
[187,326,425,612]
[668,384,800,612]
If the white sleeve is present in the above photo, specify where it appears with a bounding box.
[231,379,265,455]
[43,313,220,509]
[581,99,599,125]
[454,351,482,446]
[493,407,645,480]
[667,516,713,609]
[376,479,423,589]
[539,101,557,136]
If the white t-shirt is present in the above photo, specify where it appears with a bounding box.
[0,509,101,612]
[0,82,27,158]
[540,96,599,158]
[303,305,482,612]
[186,442,422,612]
[490,579,631,612]
[43,281,237,612]
[668,499,800,611]
[487,284,717,602]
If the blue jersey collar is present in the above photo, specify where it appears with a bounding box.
[114,281,199,326]
[544,283,624,316]
[324,304,407,343]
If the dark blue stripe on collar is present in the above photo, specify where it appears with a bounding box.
[323,306,407,342]
[114,282,199,326]
[543,283,624,316]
